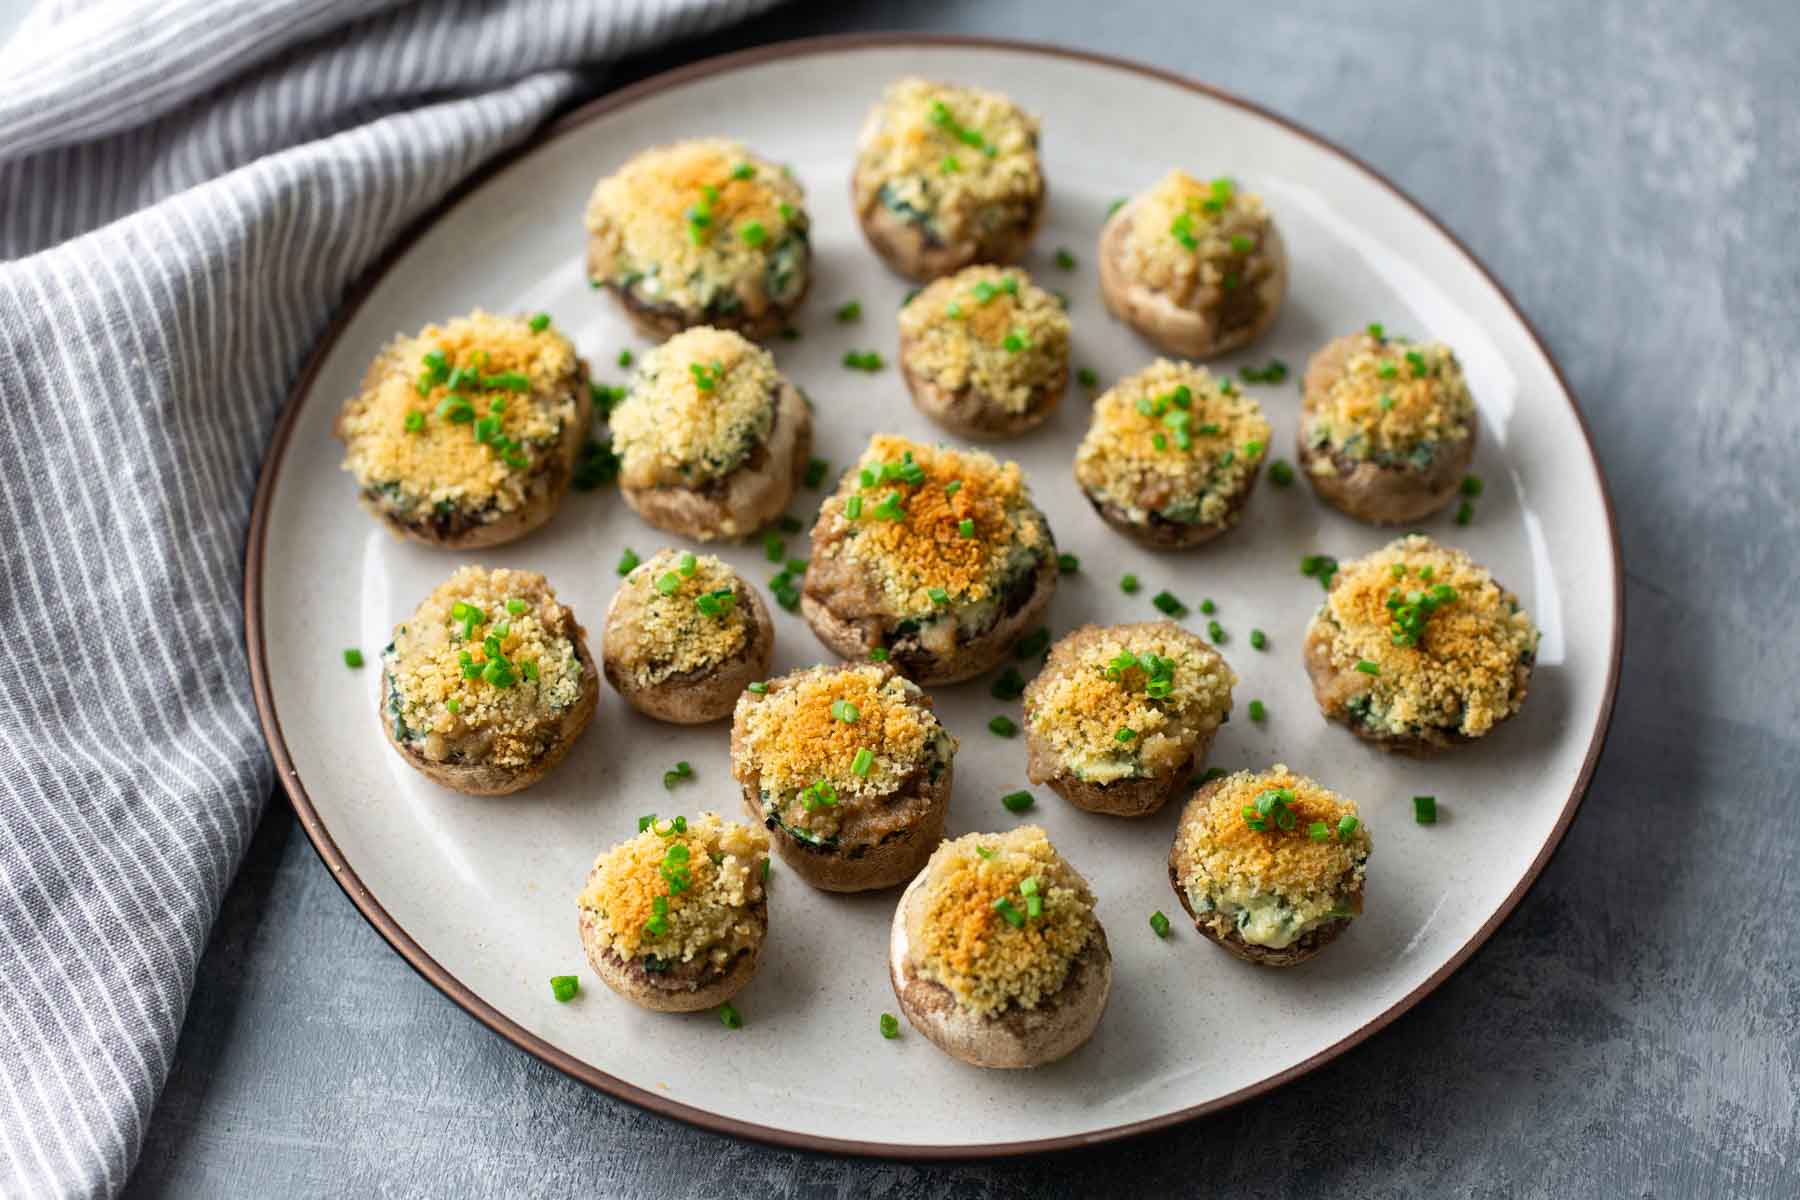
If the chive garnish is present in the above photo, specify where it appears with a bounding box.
[550,975,579,1002]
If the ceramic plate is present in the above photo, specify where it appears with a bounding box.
[248,35,1620,1156]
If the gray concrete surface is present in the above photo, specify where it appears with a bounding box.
[123,0,1800,1196]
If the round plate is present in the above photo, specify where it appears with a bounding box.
[248,35,1620,1157]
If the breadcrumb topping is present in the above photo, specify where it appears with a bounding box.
[1174,765,1371,948]
[1074,359,1271,527]
[1025,622,1235,784]
[338,311,581,517]
[899,266,1070,413]
[578,812,768,965]
[610,549,751,687]
[907,826,1097,1018]
[1120,170,1276,306]
[1314,535,1537,738]
[733,664,953,841]
[853,78,1042,248]
[382,566,586,769]
[812,434,1052,618]
[584,139,808,314]
[1303,332,1474,471]
[610,327,781,489]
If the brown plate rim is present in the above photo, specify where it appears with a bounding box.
[244,31,1624,1160]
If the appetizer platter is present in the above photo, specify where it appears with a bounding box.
[247,36,1620,1155]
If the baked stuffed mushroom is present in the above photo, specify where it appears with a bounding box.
[852,78,1044,281]
[731,663,956,892]
[801,435,1057,684]
[898,265,1071,438]
[1168,765,1372,967]
[608,327,811,541]
[584,138,810,339]
[602,548,773,724]
[336,310,589,549]
[577,812,770,1012]
[1022,622,1236,818]
[1298,328,1477,523]
[889,826,1111,1069]
[379,566,600,795]
[1098,170,1286,359]
[1073,359,1271,549]
[1304,535,1538,753]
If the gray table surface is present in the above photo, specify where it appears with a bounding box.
[118,0,1800,1195]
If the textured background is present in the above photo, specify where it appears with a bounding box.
[42,0,1791,1195]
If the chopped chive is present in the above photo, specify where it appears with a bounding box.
[747,681,769,694]
[1338,814,1360,838]
[445,697,460,714]
[617,348,633,368]
[550,975,579,1002]
[1057,553,1079,575]
[845,495,863,520]
[1199,598,1216,615]
[1149,911,1171,938]
[655,572,680,596]
[927,586,949,606]
[718,1002,743,1030]
[831,699,860,724]
[988,715,1018,738]
[1355,660,1381,675]
[1014,628,1050,659]
[1001,790,1034,813]
[730,161,755,180]
[528,313,550,333]
[1115,726,1136,743]
[1248,699,1266,721]
[1107,196,1127,218]
[990,667,1026,700]
[943,480,962,497]
[1152,590,1187,617]
[804,457,830,488]
[880,1013,901,1039]
[616,548,640,576]
[403,410,424,433]
[342,648,364,669]
[1120,574,1140,594]
[1414,795,1438,824]
[1207,620,1225,644]
[1308,822,1331,842]
[739,220,767,247]
[1461,474,1484,497]
[1249,628,1267,651]
[835,300,862,323]
[992,897,1025,928]
[1077,367,1099,388]
[1367,322,1386,342]
[851,748,875,776]
[868,647,890,662]
[958,518,975,538]
[763,533,785,563]
[1054,247,1076,270]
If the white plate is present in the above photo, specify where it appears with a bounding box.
[249,36,1620,1156]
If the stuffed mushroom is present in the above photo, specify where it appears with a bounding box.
[577,812,770,1013]
[1073,359,1271,549]
[584,138,810,339]
[1098,170,1286,358]
[1298,328,1478,523]
[1168,765,1372,967]
[889,826,1111,1069]
[898,265,1071,438]
[1304,535,1538,753]
[801,434,1057,684]
[379,565,600,795]
[602,548,773,724]
[335,310,590,549]
[608,327,811,541]
[731,663,956,892]
[851,77,1044,281]
[1022,622,1235,817]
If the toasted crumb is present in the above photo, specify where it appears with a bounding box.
[1074,359,1270,526]
[584,139,807,314]
[733,664,953,841]
[1174,765,1370,948]
[382,566,586,768]
[1315,535,1537,737]
[853,78,1041,248]
[611,549,751,687]
[812,434,1051,618]
[1303,332,1474,471]
[577,813,768,965]
[900,266,1069,413]
[609,327,781,489]
[1121,170,1275,306]
[908,826,1096,1018]
[338,311,581,518]
[1026,622,1234,784]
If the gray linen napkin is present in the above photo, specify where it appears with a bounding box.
[0,1,773,1194]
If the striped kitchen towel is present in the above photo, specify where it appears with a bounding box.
[0,1,775,1195]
